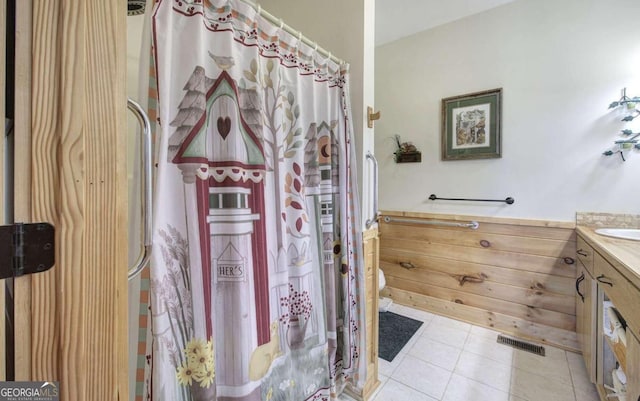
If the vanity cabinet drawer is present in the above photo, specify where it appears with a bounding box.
[594,252,640,339]
[576,236,594,276]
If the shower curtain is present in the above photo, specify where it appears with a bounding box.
[149,0,366,400]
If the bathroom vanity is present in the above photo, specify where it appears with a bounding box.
[576,227,640,401]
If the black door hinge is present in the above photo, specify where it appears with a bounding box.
[0,223,55,279]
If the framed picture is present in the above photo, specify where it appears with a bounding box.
[441,88,502,160]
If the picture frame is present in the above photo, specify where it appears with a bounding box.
[441,88,502,161]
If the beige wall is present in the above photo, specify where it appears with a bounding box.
[260,0,376,228]
[376,0,640,221]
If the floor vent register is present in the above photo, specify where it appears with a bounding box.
[497,334,546,356]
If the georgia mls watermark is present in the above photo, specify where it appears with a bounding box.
[0,382,59,401]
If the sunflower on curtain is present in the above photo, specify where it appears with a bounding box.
[148,0,366,400]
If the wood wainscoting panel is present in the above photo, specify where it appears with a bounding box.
[382,286,579,351]
[381,223,576,258]
[382,237,574,277]
[380,260,574,314]
[383,275,575,331]
[381,248,575,295]
[379,211,578,351]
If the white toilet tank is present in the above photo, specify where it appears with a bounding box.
[378,268,393,312]
[378,268,386,291]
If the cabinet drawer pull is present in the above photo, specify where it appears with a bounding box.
[596,274,614,287]
[577,249,588,257]
[575,273,585,302]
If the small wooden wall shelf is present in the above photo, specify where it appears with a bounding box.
[395,151,422,163]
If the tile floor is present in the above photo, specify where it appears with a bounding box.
[345,303,601,401]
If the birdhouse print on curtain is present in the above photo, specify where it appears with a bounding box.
[167,67,269,399]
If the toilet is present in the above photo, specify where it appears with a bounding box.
[378,269,393,312]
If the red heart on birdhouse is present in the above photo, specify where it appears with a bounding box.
[217,116,231,139]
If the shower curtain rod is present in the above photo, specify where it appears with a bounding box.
[239,0,347,66]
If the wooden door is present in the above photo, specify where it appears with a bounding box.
[11,0,128,399]
[0,0,7,381]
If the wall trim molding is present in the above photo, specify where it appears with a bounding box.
[380,210,576,229]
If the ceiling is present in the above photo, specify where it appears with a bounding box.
[375,0,517,46]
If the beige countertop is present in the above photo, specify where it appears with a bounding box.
[577,226,640,289]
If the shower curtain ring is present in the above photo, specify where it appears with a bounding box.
[278,18,284,29]
[256,4,261,14]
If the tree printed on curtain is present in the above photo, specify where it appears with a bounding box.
[148,0,365,400]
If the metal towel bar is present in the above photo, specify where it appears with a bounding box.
[429,194,514,205]
[382,216,479,230]
[127,98,153,281]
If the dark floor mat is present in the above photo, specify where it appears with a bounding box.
[378,311,423,362]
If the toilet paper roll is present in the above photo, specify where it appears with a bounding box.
[603,302,615,337]
[607,307,622,341]
[615,365,627,386]
[612,369,627,401]
[615,326,627,347]
[378,269,386,291]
